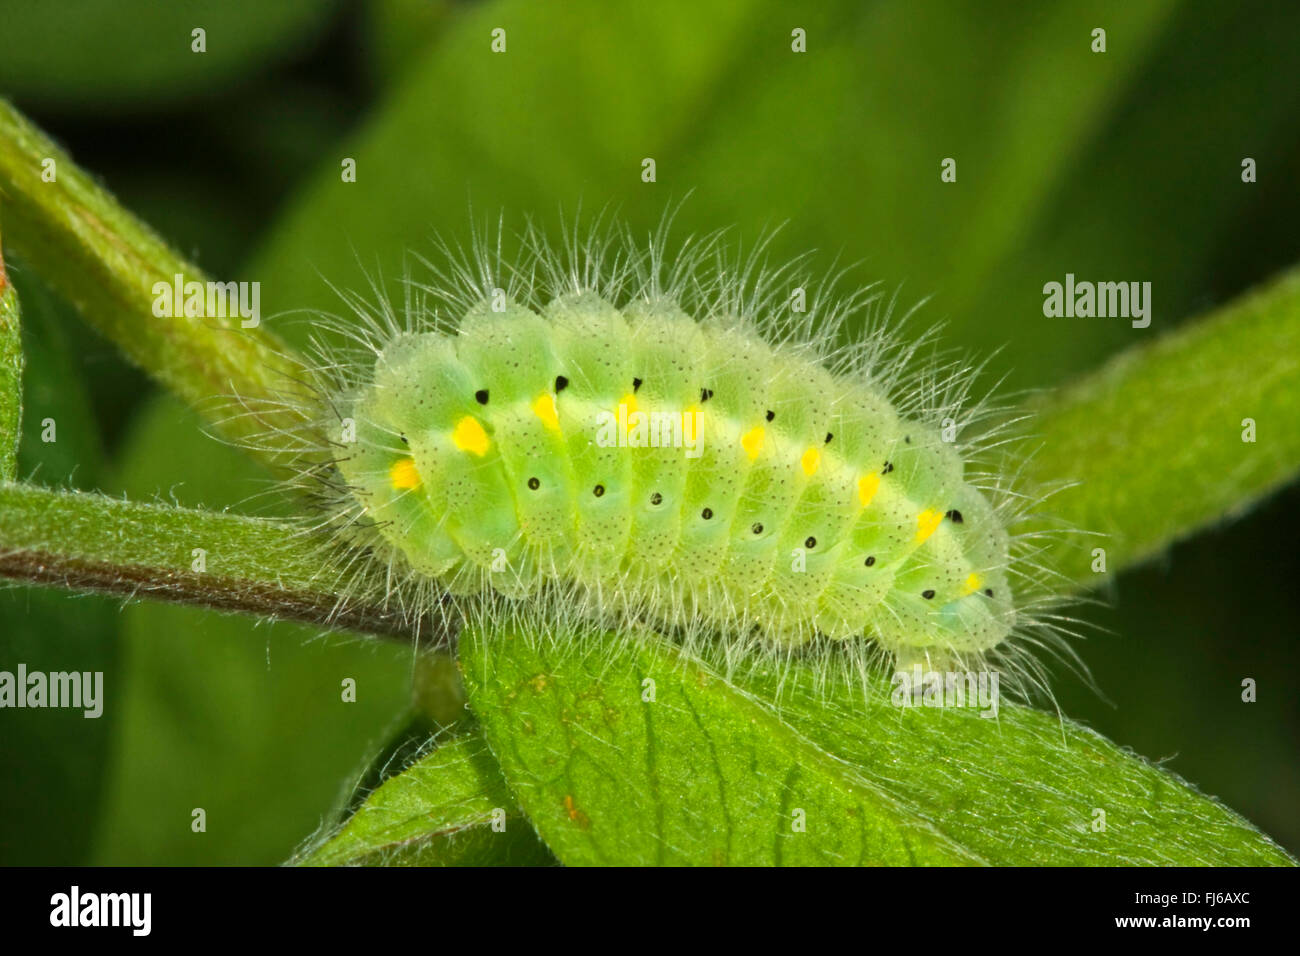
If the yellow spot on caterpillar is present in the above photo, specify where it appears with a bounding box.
[532,393,560,431]
[452,416,490,456]
[617,393,638,436]
[741,426,766,460]
[389,457,421,490]
[962,572,982,596]
[915,508,943,543]
[800,447,821,476]
[683,404,703,445]
[857,472,880,507]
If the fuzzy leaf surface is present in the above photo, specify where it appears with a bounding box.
[461,626,1294,866]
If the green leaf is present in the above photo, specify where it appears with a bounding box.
[461,625,980,865]
[1027,265,1300,587]
[735,658,1295,867]
[296,734,555,867]
[461,624,1295,866]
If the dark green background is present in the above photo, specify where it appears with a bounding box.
[1,0,1296,864]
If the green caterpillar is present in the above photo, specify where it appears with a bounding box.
[315,225,1025,673]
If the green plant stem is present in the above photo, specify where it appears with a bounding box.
[0,98,309,473]
[1027,265,1300,586]
[0,243,21,481]
[0,482,422,639]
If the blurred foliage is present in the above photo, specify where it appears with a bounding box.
[364,0,456,87]
[1,0,1298,862]
[11,266,105,486]
[0,0,341,111]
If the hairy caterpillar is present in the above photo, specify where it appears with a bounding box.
[274,217,1066,695]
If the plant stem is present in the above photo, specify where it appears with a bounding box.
[0,482,435,641]
[0,98,311,474]
[1027,264,1300,587]
[0,241,21,481]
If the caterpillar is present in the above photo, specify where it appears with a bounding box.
[277,216,1066,695]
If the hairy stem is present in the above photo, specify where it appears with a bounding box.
[0,483,430,641]
[0,242,20,481]
[0,98,311,474]
[1027,264,1300,586]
